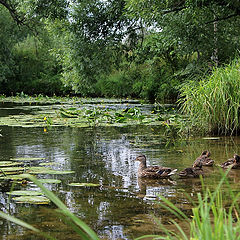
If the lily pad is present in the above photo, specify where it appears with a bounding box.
[0,174,31,180]
[39,162,57,166]
[27,167,75,175]
[68,182,100,187]
[7,190,44,196]
[12,196,50,204]
[37,179,61,184]
[0,161,24,167]
[0,167,25,172]
[10,157,45,161]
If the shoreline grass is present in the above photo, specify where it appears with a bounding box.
[179,59,240,135]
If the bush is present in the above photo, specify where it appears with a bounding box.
[95,62,180,102]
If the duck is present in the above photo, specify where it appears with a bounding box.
[178,165,204,178]
[135,155,177,179]
[192,150,214,167]
[220,154,240,169]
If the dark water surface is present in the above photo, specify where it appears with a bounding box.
[0,102,240,239]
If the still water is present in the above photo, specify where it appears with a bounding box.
[0,101,240,239]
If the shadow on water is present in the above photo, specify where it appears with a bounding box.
[0,103,240,239]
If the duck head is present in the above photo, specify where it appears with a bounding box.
[234,154,240,163]
[135,155,147,163]
[201,150,211,157]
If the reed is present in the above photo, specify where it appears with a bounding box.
[179,59,240,135]
[136,169,240,240]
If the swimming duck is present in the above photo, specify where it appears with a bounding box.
[192,150,214,167]
[220,154,240,169]
[135,155,177,179]
[178,165,204,178]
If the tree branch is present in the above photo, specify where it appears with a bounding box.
[205,13,240,24]
[0,0,26,25]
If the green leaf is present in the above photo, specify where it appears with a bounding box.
[7,190,44,196]
[12,196,50,204]
[68,183,100,187]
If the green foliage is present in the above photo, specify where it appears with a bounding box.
[59,106,146,126]
[0,6,19,84]
[126,0,240,64]
[95,61,181,102]
[179,59,240,135]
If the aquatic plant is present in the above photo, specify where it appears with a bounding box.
[179,59,240,135]
[59,107,146,126]
[0,174,99,240]
[136,170,240,240]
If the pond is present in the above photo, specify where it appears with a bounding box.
[0,99,240,239]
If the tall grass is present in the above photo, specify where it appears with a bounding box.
[137,169,240,240]
[179,59,240,135]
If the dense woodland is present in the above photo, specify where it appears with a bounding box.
[0,0,240,102]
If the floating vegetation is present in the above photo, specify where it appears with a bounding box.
[10,157,45,161]
[0,161,23,167]
[7,190,44,196]
[0,167,25,172]
[37,179,61,184]
[0,174,32,180]
[68,183,100,187]
[39,162,57,166]
[12,196,50,204]
[0,97,184,130]
[27,167,75,175]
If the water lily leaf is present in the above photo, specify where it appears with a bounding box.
[37,179,61,184]
[27,167,75,175]
[7,190,44,196]
[39,162,57,166]
[68,183,100,187]
[12,196,50,204]
[0,161,24,167]
[0,167,25,172]
[0,174,31,180]
[10,157,45,161]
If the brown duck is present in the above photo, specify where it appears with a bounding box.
[220,154,240,169]
[192,150,214,167]
[178,164,203,178]
[179,156,204,178]
[178,166,204,178]
[135,155,177,179]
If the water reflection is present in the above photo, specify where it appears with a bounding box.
[1,116,240,238]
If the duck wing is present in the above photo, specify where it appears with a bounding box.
[220,159,234,168]
[179,167,203,178]
[141,166,177,178]
[202,158,214,166]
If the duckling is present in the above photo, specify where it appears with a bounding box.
[178,165,204,178]
[192,150,214,167]
[220,154,240,169]
[135,155,177,179]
